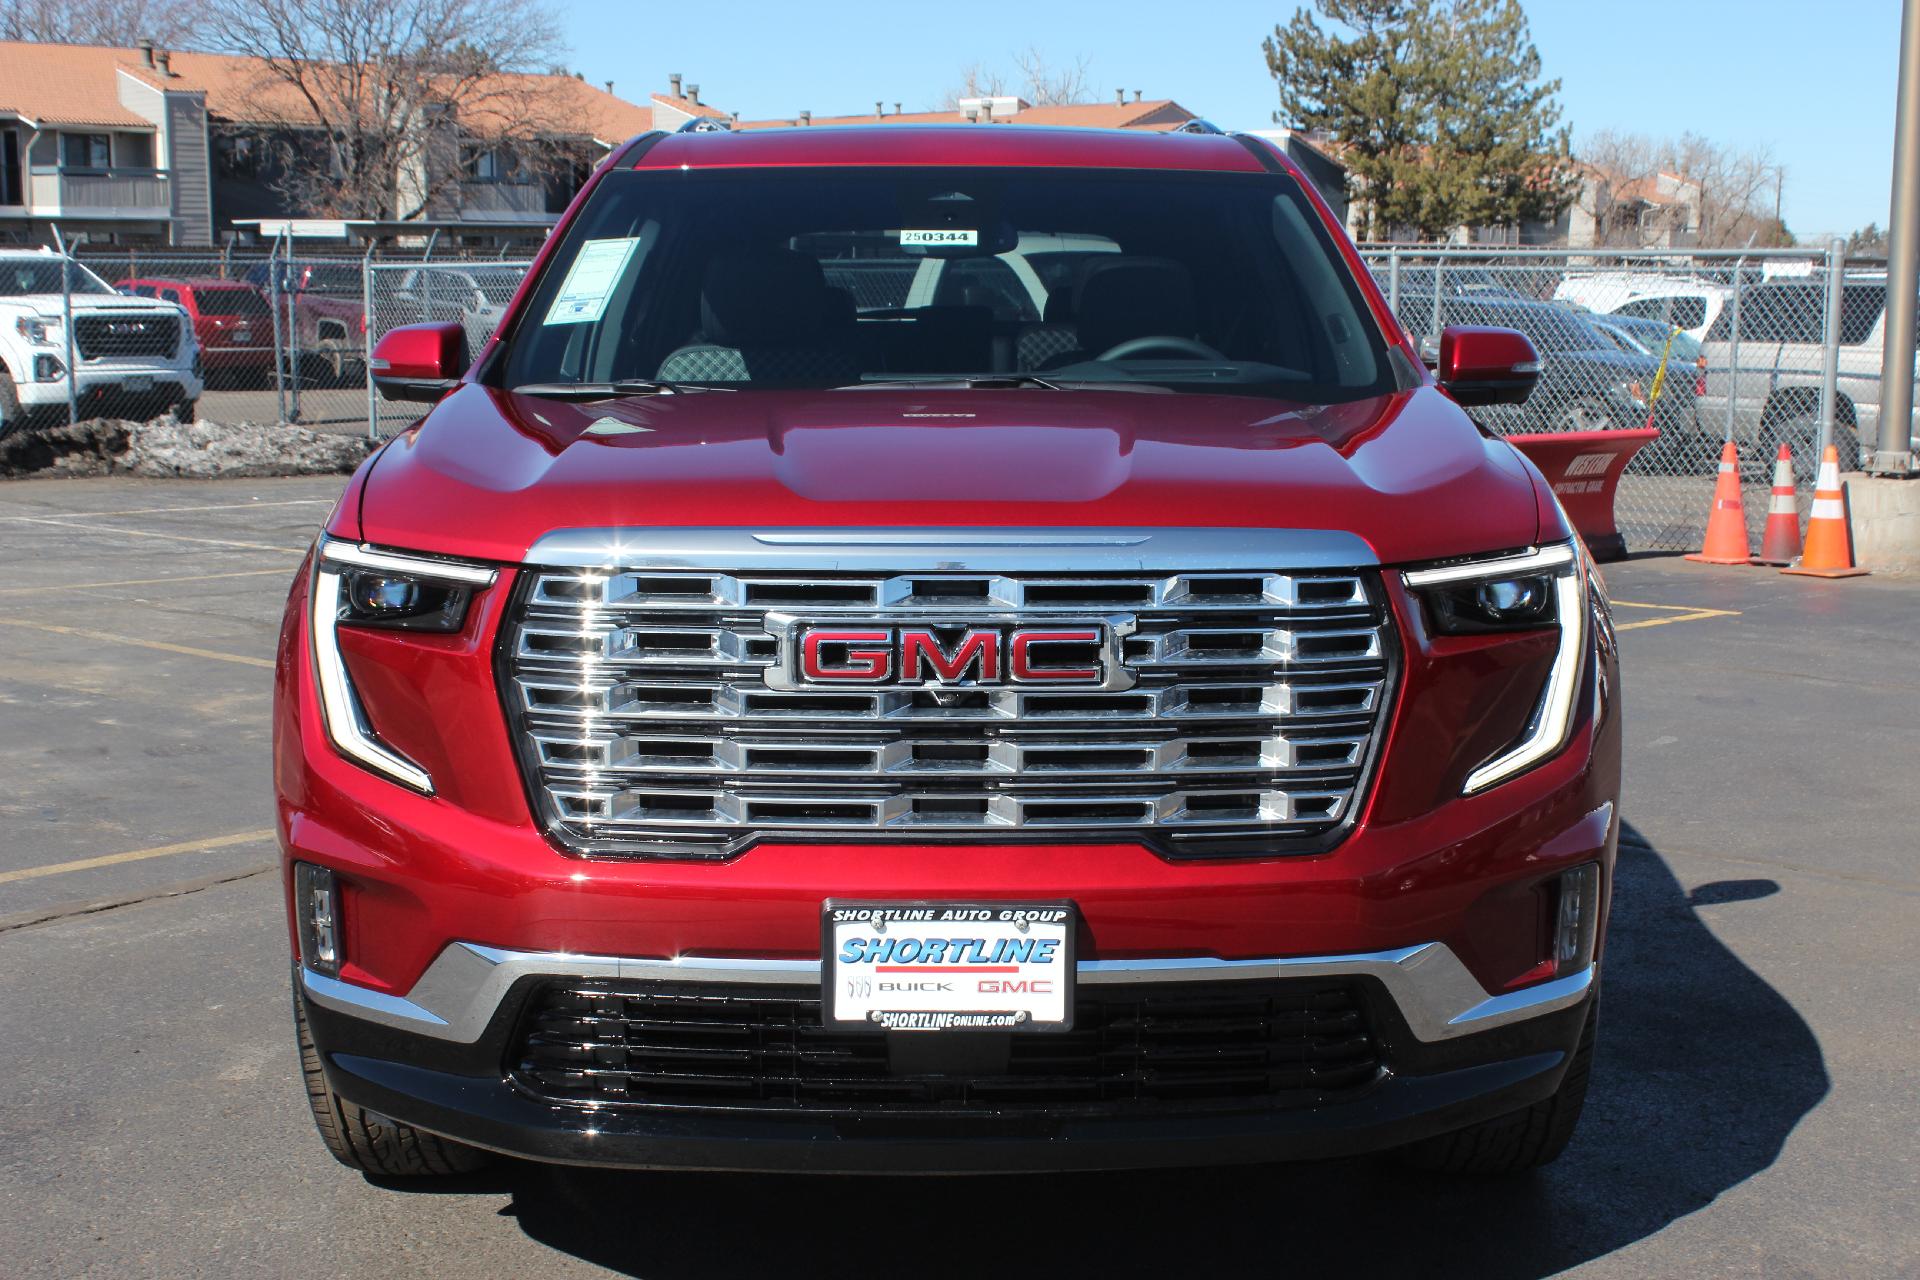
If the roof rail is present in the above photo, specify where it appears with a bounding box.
[1173,119,1225,135]
[677,116,732,133]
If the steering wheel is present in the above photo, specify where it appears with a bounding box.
[1095,335,1228,362]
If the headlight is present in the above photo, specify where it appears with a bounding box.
[310,538,498,792]
[1404,543,1586,794]
[15,315,56,346]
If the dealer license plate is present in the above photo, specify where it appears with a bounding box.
[823,900,1076,1033]
[123,376,153,392]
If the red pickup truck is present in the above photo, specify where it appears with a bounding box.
[277,123,1620,1179]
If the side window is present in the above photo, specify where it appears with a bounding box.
[1838,285,1887,347]
[1741,286,1821,344]
[1616,296,1705,329]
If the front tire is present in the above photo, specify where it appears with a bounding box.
[1396,1001,1597,1174]
[293,980,486,1176]
[0,365,20,439]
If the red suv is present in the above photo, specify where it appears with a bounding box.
[120,276,271,383]
[277,124,1619,1178]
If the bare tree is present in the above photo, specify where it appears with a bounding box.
[937,48,1094,110]
[937,63,1009,111]
[0,0,196,46]
[1011,47,1093,106]
[204,0,565,221]
[1581,129,1791,248]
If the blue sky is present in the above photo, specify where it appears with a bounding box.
[557,0,1902,241]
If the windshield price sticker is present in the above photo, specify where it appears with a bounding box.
[899,228,979,247]
[542,236,641,326]
[824,901,1076,1032]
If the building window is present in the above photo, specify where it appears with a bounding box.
[0,131,20,206]
[117,133,155,170]
[62,133,111,170]
[462,145,522,183]
[215,133,263,179]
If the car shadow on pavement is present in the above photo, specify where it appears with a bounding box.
[475,822,1828,1278]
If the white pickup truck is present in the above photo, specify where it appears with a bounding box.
[1695,273,1917,476]
[0,248,203,436]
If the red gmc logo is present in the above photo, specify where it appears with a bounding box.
[771,621,1132,690]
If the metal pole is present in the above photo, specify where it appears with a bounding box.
[51,224,78,425]
[268,231,288,424]
[1872,0,1920,474]
[1430,257,1444,342]
[1819,236,1845,460]
[1725,261,1744,444]
[363,249,378,441]
[1388,247,1401,317]
[285,241,302,424]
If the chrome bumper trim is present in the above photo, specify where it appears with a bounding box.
[521,526,1381,571]
[301,940,1593,1047]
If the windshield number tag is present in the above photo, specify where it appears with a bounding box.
[899,228,978,247]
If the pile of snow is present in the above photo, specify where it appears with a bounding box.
[1,416,375,479]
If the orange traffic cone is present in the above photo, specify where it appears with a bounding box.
[1752,444,1802,566]
[1685,440,1752,565]
[1782,445,1869,578]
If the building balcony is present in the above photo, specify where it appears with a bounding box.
[456,178,557,222]
[25,167,172,219]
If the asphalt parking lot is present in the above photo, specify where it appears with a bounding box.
[0,475,1914,1279]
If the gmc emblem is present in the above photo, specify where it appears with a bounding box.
[764,616,1136,692]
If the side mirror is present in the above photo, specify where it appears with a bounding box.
[370,322,467,403]
[1436,326,1540,407]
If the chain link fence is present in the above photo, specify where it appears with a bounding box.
[0,237,533,441]
[11,236,1907,558]
[1360,244,1905,551]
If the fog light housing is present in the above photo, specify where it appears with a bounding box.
[294,862,341,976]
[1553,862,1601,975]
[34,354,64,382]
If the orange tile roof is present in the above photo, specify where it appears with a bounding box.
[650,93,726,120]
[0,40,654,144]
[0,41,190,127]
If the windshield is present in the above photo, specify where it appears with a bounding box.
[497,167,1394,402]
[0,258,117,298]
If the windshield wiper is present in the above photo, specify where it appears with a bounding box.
[861,374,1068,390]
[510,379,736,400]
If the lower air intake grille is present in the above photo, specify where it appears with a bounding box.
[513,979,1382,1114]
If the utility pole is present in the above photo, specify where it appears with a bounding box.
[1872,0,1920,474]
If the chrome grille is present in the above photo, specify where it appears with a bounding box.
[503,565,1394,859]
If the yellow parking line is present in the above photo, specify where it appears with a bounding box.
[1611,599,1741,632]
[0,829,277,886]
[0,499,332,522]
[0,567,296,596]
[0,618,273,668]
[7,517,307,554]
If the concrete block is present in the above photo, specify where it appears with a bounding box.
[1846,472,1920,573]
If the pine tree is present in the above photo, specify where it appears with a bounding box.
[1265,0,1574,240]
[1421,0,1573,238]
[1264,0,1430,240]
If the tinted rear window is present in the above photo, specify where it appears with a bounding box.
[194,288,268,317]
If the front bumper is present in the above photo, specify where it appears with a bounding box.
[299,946,1596,1173]
[15,362,203,409]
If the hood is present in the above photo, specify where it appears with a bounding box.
[355,384,1542,568]
[4,293,184,317]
